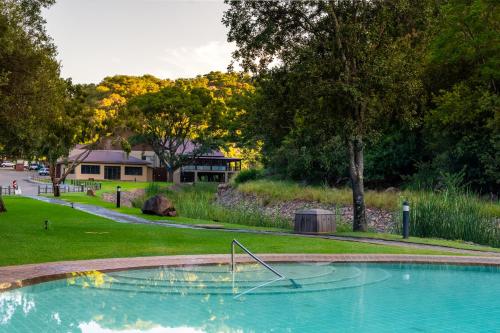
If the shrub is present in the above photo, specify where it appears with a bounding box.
[233,169,263,185]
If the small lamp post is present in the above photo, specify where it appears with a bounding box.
[116,186,121,208]
[402,201,410,239]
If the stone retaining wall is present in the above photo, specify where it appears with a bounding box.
[216,185,396,232]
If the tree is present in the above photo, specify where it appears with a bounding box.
[37,82,106,196]
[129,86,225,182]
[0,0,61,159]
[0,196,6,213]
[223,0,429,230]
[422,0,499,193]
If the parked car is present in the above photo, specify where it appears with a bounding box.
[1,161,15,168]
[38,168,50,176]
[29,163,40,170]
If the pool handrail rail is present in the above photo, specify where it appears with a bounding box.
[230,239,285,278]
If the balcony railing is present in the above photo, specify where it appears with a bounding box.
[181,165,241,172]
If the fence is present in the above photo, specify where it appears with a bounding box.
[0,186,17,196]
[65,179,102,190]
[37,182,101,195]
[30,174,51,183]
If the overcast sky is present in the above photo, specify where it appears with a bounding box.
[42,0,234,84]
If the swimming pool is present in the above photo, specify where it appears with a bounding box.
[1,263,499,332]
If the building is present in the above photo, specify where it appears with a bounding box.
[59,150,153,182]
[58,143,241,183]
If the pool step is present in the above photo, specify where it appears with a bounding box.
[69,266,391,296]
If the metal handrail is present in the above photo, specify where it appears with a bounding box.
[230,239,284,279]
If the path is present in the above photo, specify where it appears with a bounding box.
[28,195,500,256]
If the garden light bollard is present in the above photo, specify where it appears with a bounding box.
[403,201,410,239]
[116,186,121,208]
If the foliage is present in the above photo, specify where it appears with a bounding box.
[232,168,263,185]
[128,85,226,181]
[421,0,499,193]
[0,0,61,158]
[224,0,432,231]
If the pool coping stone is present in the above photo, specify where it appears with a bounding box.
[1,254,499,292]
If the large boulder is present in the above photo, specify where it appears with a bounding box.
[141,195,177,217]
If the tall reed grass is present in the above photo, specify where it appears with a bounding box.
[131,182,166,208]
[167,183,292,229]
[237,180,401,210]
[395,190,499,247]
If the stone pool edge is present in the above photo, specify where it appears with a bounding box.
[1,254,499,292]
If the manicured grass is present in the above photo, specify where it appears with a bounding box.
[57,183,499,252]
[334,232,500,253]
[0,197,453,266]
[59,189,287,232]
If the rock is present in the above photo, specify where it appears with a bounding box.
[86,189,96,196]
[217,183,230,195]
[141,195,176,217]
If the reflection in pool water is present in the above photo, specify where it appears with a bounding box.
[0,263,499,332]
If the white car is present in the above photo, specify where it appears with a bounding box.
[38,168,50,176]
[1,161,14,168]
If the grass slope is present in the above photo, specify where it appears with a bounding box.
[0,197,452,266]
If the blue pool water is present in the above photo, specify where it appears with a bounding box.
[0,263,499,332]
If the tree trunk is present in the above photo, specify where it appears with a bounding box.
[53,183,61,197]
[167,169,174,183]
[0,196,6,213]
[348,137,367,232]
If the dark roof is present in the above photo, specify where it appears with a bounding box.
[65,151,151,166]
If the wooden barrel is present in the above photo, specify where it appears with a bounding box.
[294,209,336,233]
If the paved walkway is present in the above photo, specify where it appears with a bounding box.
[1,254,499,291]
[28,196,500,257]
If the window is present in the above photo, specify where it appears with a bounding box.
[125,166,143,176]
[81,165,100,174]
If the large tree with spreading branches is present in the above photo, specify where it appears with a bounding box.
[223,0,431,230]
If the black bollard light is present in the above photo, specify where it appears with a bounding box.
[44,220,49,230]
[116,186,121,208]
[402,201,410,239]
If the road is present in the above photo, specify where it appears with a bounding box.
[0,169,41,196]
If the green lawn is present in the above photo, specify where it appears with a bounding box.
[60,189,286,232]
[334,232,500,253]
[55,183,500,253]
[0,197,454,266]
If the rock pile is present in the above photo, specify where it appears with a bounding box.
[216,185,396,232]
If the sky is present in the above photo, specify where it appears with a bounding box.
[42,0,235,84]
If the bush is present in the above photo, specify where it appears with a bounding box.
[233,169,263,184]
